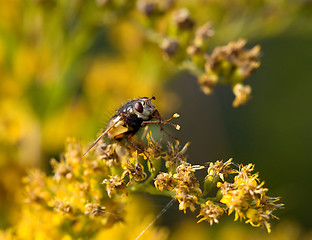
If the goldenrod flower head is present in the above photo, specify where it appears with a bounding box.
[197,73,218,95]
[194,22,214,48]
[154,172,175,191]
[53,198,74,215]
[173,162,202,213]
[50,158,74,182]
[220,188,249,221]
[121,160,147,186]
[164,141,190,168]
[176,192,198,213]
[202,159,234,196]
[102,176,127,198]
[161,38,179,59]
[172,8,195,31]
[217,162,283,230]
[261,196,284,212]
[23,169,52,204]
[234,163,255,179]
[246,208,272,233]
[197,201,224,225]
[85,203,106,218]
[146,132,162,159]
[174,162,201,191]
[204,39,260,80]
[96,141,120,168]
[206,158,234,182]
[232,83,252,107]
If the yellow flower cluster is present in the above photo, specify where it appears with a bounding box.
[198,39,261,107]
[173,162,203,213]
[197,200,224,225]
[155,157,283,233]
[217,163,283,233]
[1,126,283,239]
[21,138,126,238]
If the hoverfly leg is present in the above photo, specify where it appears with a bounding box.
[142,110,179,141]
[124,138,154,171]
[158,122,179,141]
[113,137,131,151]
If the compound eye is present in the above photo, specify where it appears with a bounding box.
[134,102,143,113]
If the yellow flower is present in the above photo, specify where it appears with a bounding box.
[154,172,175,191]
[172,162,202,213]
[85,203,106,218]
[197,201,224,225]
[232,84,252,107]
[246,208,272,233]
[53,198,74,215]
[146,132,162,159]
[164,141,190,168]
[102,176,127,198]
[23,169,52,204]
[176,193,198,213]
[220,189,248,221]
[206,158,234,182]
[50,158,74,182]
[121,160,147,185]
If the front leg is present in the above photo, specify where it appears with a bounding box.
[113,136,131,151]
[142,110,179,141]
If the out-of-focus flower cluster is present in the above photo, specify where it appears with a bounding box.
[3,137,168,239]
[198,40,260,107]
[135,1,261,107]
[1,132,282,238]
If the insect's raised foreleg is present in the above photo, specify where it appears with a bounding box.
[142,110,179,141]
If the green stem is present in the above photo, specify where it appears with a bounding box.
[130,18,163,44]
[179,60,204,75]
[198,189,223,204]
[144,157,162,185]
[128,184,175,198]
[202,175,220,197]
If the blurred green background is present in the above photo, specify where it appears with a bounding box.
[0,0,312,238]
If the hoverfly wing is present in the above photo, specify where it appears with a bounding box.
[82,116,122,157]
[82,131,107,157]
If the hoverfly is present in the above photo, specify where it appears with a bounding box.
[83,96,179,156]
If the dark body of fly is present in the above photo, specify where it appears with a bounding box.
[107,98,153,141]
[105,97,156,141]
[83,96,157,156]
